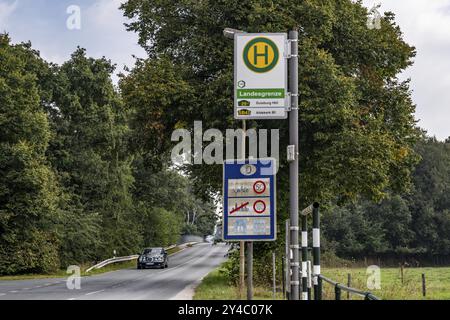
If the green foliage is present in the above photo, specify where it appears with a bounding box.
[120,0,421,283]
[121,0,419,206]
[0,34,60,274]
[322,137,450,259]
[46,47,141,260]
[408,137,450,255]
[0,37,215,275]
[138,206,182,247]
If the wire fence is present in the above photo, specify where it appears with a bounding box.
[318,274,380,300]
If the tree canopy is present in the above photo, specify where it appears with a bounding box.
[120,0,420,209]
[0,36,216,275]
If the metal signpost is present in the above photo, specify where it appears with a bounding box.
[223,158,277,242]
[288,30,300,300]
[225,28,299,300]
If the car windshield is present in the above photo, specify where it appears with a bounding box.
[143,248,162,255]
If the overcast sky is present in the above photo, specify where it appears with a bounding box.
[0,0,449,140]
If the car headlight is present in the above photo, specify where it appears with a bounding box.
[156,256,164,262]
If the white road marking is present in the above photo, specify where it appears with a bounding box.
[0,293,6,296]
[67,298,77,300]
[9,290,18,293]
[23,288,30,290]
[155,246,213,275]
[85,290,105,296]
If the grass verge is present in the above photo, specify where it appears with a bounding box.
[194,265,450,300]
[194,264,283,300]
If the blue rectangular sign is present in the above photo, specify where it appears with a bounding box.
[223,158,276,241]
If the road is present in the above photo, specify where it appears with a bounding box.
[0,243,229,300]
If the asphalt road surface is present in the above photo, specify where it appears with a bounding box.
[0,243,229,300]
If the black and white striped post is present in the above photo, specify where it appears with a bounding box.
[307,260,312,300]
[312,203,321,300]
[301,213,308,300]
[300,203,317,300]
[299,203,320,300]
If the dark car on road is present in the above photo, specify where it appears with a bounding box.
[137,247,168,269]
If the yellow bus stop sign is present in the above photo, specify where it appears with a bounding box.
[243,37,279,73]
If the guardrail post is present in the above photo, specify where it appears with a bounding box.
[318,276,323,300]
[335,284,341,300]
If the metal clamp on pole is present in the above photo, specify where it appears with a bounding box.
[285,39,299,59]
[287,145,296,162]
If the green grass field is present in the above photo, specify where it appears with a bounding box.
[321,267,450,300]
[194,265,450,300]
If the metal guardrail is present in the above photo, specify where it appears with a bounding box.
[85,243,196,273]
[318,274,380,300]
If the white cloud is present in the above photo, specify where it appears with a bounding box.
[81,0,144,80]
[362,0,450,140]
[0,0,18,30]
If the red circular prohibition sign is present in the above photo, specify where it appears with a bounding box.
[253,200,266,214]
[253,180,266,194]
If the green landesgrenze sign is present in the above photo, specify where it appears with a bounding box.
[234,33,288,119]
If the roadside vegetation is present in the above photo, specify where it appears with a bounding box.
[0,35,216,276]
[194,266,283,300]
[0,244,186,281]
[0,260,137,281]
[1,0,449,289]
[195,264,450,300]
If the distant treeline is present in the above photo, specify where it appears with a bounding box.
[322,137,450,264]
[0,35,216,275]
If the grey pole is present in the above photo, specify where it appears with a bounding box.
[240,120,246,299]
[246,242,253,299]
[242,120,254,301]
[288,29,300,300]
[272,251,276,299]
[285,219,291,299]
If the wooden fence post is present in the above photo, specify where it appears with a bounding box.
[422,273,426,297]
[347,273,351,300]
[400,264,404,284]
